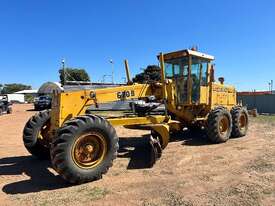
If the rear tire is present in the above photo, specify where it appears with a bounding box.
[231,106,249,137]
[206,107,232,143]
[7,107,12,114]
[50,115,118,184]
[23,110,51,159]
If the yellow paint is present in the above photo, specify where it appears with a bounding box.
[49,48,238,146]
[71,132,107,169]
[108,115,168,126]
[210,82,236,109]
[150,124,170,149]
[50,83,153,130]
[199,86,209,104]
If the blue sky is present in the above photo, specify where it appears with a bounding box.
[0,0,274,91]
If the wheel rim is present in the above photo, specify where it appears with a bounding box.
[219,116,229,135]
[239,113,247,130]
[72,132,107,169]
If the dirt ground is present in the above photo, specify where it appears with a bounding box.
[0,104,274,206]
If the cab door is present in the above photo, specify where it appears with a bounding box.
[189,57,209,104]
[165,57,189,105]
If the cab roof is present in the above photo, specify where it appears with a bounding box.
[159,49,215,61]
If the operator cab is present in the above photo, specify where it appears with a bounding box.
[162,49,214,105]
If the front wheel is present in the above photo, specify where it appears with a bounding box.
[50,115,118,184]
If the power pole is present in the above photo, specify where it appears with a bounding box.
[109,59,114,84]
[62,59,66,85]
[271,80,273,93]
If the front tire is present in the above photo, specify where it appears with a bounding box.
[50,115,118,184]
[23,110,51,159]
[231,106,249,137]
[206,107,232,143]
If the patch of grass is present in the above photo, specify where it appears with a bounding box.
[214,155,224,160]
[142,169,151,175]
[142,200,159,206]
[14,186,109,206]
[205,183,262,206]
[163,192,193,206]
[253,115,275,123]
[176,181,186,188]
[263,188,273,195]
[247,157,274,173]
[199,174,212,182]
[235,146,246,151]
[76,185,88,193]
[39,201,50,206]
[85,187,109,200]
[160,170,174,175]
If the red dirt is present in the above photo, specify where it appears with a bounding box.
[0,104,274,206]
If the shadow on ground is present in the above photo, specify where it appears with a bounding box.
[118,129,211,169]
[1,129,210,195]
[178,129,211,146]
[26,109,36,112]
[0,156,70,195]
[118,135,154,169]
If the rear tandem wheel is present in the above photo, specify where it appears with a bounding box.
[231,106,249,137]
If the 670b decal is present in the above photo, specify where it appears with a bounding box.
[117,90,135,99]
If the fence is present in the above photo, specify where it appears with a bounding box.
[237,94,275,114]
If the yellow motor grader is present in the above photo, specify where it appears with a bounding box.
[23,49,248,184]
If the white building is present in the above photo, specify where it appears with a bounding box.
[0,94,25,103]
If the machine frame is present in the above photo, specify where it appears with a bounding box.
[23,49,248,184]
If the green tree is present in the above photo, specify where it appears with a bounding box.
[59,68,91,85]
[133,65,161,83]
[1,83,32,94]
